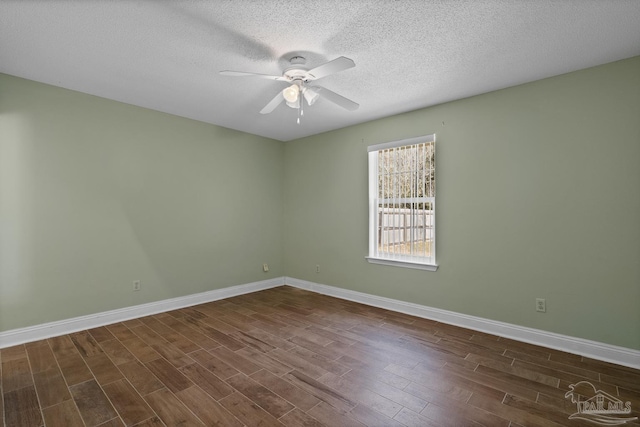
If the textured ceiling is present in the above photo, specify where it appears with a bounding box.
[1,1,640,141]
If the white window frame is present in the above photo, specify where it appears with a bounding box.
[366,134,437,271]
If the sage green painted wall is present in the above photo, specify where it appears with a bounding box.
[0,74,284,331]
[283,56,640,350]
[2,57,639,351]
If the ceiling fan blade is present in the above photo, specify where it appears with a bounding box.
[220,70,287,81]
[313,86,359,111]
[307,56,355,80]
[260,92,284,114]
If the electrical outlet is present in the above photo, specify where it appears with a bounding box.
[316,264,320,273]
[262,263,269,272]
[133,280,141,292]
[536,298,546,312]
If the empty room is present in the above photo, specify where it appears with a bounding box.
[1,1,639,426]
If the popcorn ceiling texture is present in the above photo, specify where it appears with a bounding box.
[1,0,639,141]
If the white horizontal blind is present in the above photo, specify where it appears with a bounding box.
[368,135,435,266]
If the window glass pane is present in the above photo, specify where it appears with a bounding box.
[370,137,435,266]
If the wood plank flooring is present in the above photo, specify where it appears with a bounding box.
[2,286,639,426]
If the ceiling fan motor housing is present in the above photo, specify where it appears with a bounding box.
[284,56,312,84]
[284,68,310,84]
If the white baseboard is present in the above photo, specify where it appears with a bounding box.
[285,277,640,370]
[3,276,638,370]
[0,277,285,349]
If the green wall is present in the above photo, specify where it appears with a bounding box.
[2,57,638,351]
[283,56,640,350]
[0,74,284,331]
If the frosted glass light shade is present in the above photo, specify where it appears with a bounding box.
[303,87,319,105]
[282,84,299,103]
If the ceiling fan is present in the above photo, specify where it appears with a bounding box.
[220,56,359,118]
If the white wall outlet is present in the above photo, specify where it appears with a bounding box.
[536,298,546,312]
[133,280,141,291]
[262,263,269,272]
[316,264,320,273]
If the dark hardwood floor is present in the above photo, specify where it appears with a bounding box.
[1,286,639,426]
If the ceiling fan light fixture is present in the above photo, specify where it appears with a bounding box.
[303,87,319,106]
[282,84,300,103]
[221,56,358,115]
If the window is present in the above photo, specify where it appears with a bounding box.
[367,134,437,271]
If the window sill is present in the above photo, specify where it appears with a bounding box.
[365,257,438,271]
